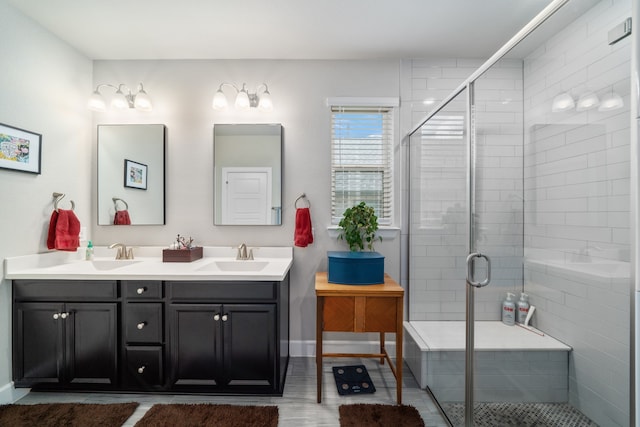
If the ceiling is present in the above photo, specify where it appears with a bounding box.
[8,0,554,60]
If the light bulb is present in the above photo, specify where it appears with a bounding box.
[111,88,129,110]
[576,91,600,111]
[551,92,574,112]
[134,88,152,111]
[598,92,623,111]
[258,90,273,112]
[212,89,228,110]
[87,90,106,112]
[235,90,250,110]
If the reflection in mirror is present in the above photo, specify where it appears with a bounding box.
[98,124,166,225]
[214,124,282,225]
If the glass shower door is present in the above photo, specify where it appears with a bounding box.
[410,87,472,424]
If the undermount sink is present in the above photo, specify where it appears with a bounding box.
[199,260,269,272]
[90,260,141,270]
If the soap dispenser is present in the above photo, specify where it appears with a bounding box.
[85,240,94,261]
[501,292,516,326]
[516,293,530,324]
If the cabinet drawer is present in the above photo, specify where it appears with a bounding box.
[124,281,162,299]
[323,296,397,332]
[125,303,163,343]
[167,281,276,301]
[125,346,163,386]
[13,280,117,300]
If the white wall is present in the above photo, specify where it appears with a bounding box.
[0,0,93,402]
[89,59,403,354]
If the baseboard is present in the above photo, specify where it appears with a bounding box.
[0,382,29,404]
[290,339,397,358]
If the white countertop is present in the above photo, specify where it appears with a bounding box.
[4,246,293,282]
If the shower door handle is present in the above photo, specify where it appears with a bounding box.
[466,252,491,288]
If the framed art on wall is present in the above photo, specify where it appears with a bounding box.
[0,123,42,174]
[124,159,148,190]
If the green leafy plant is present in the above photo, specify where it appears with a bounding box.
[338,202,382,251]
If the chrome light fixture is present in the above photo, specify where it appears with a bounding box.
[212,83,273,112]
[87,83,153,112]
[598,91,624,111]
[551,92,575,112]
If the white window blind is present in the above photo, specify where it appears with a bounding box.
[331,106,393,225]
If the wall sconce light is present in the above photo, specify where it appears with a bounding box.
[551,92,575,112]
[597,91,624,111]
[212,83,273,112]
[576,91,600,111]
[87,83,152,112]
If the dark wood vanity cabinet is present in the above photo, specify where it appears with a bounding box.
[12,274,290,395]
[13,281,118,389]
[167,278,289,395]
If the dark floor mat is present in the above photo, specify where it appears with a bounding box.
[332,364,376,396]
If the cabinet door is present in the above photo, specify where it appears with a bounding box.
[65,303,118,385]
[222,304,276,386]
[169,304,222,386]
[13,302,64,385]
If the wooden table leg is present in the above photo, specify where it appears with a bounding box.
[379,332,385,365]
[396,297,403,405]
[316,296,323,403]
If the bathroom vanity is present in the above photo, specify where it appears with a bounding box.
[6,246,291,396]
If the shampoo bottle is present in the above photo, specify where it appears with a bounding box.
[516,293,530,324]
[85,240,94,261]
[501,292,516,326]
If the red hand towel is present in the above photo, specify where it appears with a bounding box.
[114,210,131,225]
[47,210,59,250]
[294,207,313,247]
[53,209,81,251]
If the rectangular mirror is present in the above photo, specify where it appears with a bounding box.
[214,124,282,225]
[97,124,166,225]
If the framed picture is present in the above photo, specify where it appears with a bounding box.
[0,123,42,174]
[124,159,148,190]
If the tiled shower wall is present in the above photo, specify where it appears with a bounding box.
[405,58,524,321]
[522,0,631,425]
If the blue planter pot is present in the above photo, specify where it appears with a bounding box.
[327,251,384,285]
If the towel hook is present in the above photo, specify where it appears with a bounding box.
[112,197,129,211]
[295,193,310,209]
[52,192,75,211]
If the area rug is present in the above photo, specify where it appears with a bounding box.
[339,404,425,427]
[0,402,139,427]
[134,404,278,427]
[333,364,376,395]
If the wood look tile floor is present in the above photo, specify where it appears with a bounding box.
[15,357,449,426]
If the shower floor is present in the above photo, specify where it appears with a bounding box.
[441,402,598,427]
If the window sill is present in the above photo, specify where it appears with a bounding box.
[326,226,400,240]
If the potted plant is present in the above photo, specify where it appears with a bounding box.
[328,202,384,285]
[337,201,382,251]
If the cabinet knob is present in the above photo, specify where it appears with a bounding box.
[136,287,146,295]
[60,312,69,319]
[137,366,145,374]
[137,322,146,330]
[221,314,228,322]
[213,314,220,321]
[52,313,60,320]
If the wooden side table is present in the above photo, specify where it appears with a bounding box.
[315,272,404,404]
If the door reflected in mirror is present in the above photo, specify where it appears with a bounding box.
[97,124,166,225]
[214,124,282,225]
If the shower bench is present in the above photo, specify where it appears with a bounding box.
[404,321,571,403]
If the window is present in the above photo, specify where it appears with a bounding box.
[331,106,394,225]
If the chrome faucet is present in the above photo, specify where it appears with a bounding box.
[236,243,253,260]
[109,243,134,260]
